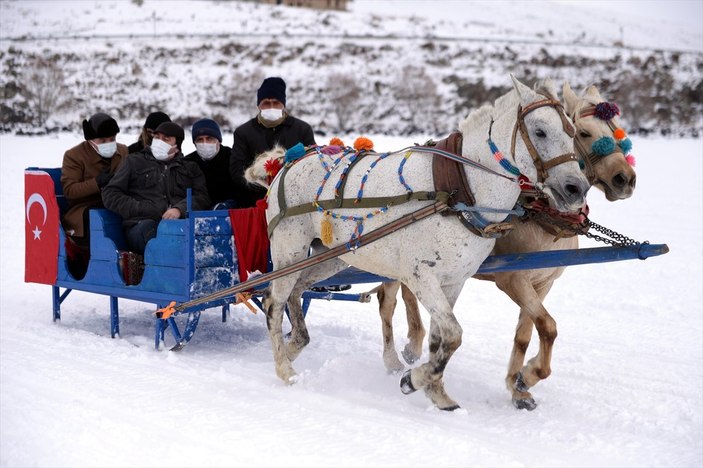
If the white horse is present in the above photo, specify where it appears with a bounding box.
[374,82,637,410]
[252,76,589,410]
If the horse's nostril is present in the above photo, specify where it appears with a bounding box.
[565,184,580,196]
[613,173,626,189]
[630,176,637,188]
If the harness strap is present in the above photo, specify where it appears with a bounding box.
[267,190,450,237]
[161,200,449,316]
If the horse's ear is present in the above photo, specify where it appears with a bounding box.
[510,75,534,105]
[542,77,558,100]
[584,84,602,102]
[562,81,579,114]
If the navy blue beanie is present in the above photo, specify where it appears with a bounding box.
[191,118,222,143]
[257,77,286,106]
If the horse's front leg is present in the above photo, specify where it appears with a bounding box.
[497,275,557,409]
[505,309,536,410]
[400,282,425,365]
[400,281,463,411]
[378,281,405,373]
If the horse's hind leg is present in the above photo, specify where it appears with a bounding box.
[265,274,301,383]
[400,283,425,365]
[286,258,348,362]
[378,281,404,373]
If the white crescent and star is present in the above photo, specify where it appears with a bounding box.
[26,193,47,240]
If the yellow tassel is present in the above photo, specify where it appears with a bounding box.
[321,213,333,246]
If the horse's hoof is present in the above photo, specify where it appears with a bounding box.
[515,371,530,393]
[440,403,461,411]
[401,347,419,365]
[512,397,537,411]
[400,370,417,394]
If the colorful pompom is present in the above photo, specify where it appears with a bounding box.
[594,102,620,120]
[284,142,306,163]
[625,154,636,167]
[321,145,342,155]
[613,128,627,140]
[619,137,632,155]
[353,137,374,151]
[329,137,345,147]
[591,136,616,156]
[264,158,283,177]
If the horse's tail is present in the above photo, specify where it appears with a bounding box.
[244,145,286,188]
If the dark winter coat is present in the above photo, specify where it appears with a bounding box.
[60,141,128,238]
[127,140,145,154]
[184,145,237,206]
[102,148,211,229]
[230,114,315,208]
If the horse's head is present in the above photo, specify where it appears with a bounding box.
[563,82,637,201]
[510,76,590,212]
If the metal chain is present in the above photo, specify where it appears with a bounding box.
[581,215,642,247]
[525,207,642,247]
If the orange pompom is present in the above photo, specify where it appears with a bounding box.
[353,136,374,151]
[613,128,627,140]
[329,137,345,147]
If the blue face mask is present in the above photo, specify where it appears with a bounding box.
[150,138,174,161]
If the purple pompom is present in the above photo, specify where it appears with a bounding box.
[594,102,620,121]
[321,145,342,155]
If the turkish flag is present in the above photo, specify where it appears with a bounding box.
[25,170,60,284]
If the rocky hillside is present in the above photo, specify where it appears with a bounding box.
[1,0,701,137]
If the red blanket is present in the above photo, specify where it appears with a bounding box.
[229,205,270,282]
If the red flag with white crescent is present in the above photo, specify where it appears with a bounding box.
[25,170,60,284]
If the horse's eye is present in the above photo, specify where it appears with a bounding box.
[580,131,591,138]
[535,129,546,138]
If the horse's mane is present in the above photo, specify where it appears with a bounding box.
[458,88,519,135]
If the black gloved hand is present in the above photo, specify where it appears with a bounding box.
[95,170,113,188]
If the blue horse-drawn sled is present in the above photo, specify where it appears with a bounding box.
[24,166,668,351]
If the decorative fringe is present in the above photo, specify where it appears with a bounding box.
[591,136,616,156]
[320,212,333,246]
[625,154,636,167]
[284,142,306,163]
[353,137,374,151]
[613,128,627,140]
[594,102,620,120]
[321,145,342,155]
[264,158,283,184]
[619,137,632,155]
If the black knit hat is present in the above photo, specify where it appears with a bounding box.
[144,111,171,131]
[82,113,120,140]
[257,77,286,106]
[191,118,222,143]
[154,122,185,149]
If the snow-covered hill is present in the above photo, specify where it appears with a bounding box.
[0,0,701,136]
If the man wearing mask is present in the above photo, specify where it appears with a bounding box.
[229,76,316,208]
[61,112,128,276]
[185,118,237,209]
[128,111,171,154]
[103,122,210,255]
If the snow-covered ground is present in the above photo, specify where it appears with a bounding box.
[0,132,701,467]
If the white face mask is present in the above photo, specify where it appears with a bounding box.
[195,142,219,161]
[150,138,174,161]
[260,108,283,122]
[94,141,117,159]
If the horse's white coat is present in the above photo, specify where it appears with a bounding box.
[258,76,589,409]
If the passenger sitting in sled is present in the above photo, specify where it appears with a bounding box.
[184,118,238,209]
[102,122,211,258]
[127,111,171,154]
[60,112,128,279]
